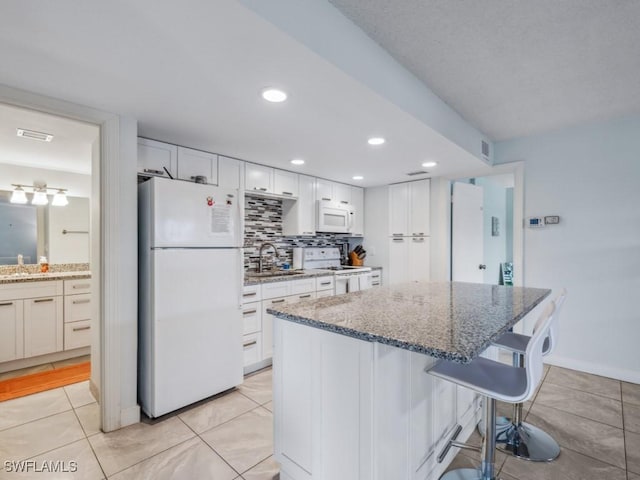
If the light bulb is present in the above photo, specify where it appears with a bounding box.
[31,189,48,206]
[10,186,28,204]
[52,190,68,206]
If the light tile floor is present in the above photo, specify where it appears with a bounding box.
[1,365,638,479]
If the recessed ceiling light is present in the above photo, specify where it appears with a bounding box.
[421,161,438,168]
[262,88,287,103]
[352,175,364,180]
[290,159,305,165]
[367,137,385,146]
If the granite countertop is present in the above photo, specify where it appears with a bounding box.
[268,281,551,363]
[244,269,335,285]
[0,271,92,285]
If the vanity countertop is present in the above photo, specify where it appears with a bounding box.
[0,271,92,285]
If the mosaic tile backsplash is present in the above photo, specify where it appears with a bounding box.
[244,194,349,271]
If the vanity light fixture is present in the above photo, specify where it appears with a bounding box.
[262,88,288,103]
[290,159,305,166]
[9,186,28,204]
[367,137,385,146]
[421,161,438,168]
[352,175,364,180]
[9,183,69,206]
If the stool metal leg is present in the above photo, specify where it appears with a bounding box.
[440,396,499,480]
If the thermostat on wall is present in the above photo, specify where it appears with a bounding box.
[544,216,560,225]
[527,217,545,228]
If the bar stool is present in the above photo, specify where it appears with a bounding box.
[427,300,556,480]
[491,289,567,462]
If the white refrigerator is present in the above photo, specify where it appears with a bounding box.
[138,177,243,418]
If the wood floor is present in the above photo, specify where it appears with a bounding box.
[0,360,90,401]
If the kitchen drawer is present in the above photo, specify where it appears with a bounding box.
[0,281,63,302]
[242,301,261,335]
[289,291,316,303]
[243,333,262,367]
[64,320,91,350]
[64,293,91,323]
[316,289,334,298]
[371,270,382,287]
[242,283,262,303]
[290,277,316,295]
[262,281,291,300]
[64,279,92,296]
[315,276,334,291]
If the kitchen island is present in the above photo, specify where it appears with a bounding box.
[268,281,550,480]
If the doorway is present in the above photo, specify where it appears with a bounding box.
[0,103,100,418]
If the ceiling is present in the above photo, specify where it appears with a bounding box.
[0,103,97,175]
[329,0,640,141]
[0,0,490,187]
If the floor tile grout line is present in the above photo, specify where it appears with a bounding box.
[531,395,626,431]
[543,379,622,402]
[621,386,629,474]
[0,403,74,433]
[181,398,263,437]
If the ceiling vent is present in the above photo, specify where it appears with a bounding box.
[16,128,54,142]
[481,140,490,159]
[406,170,429,176]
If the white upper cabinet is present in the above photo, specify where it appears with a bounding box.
[177,146,218,185]
[274,169,299,198]
[245,163,274,193]
[137,138,177,178]
[282,175,316,236]
[218,156,243,190]
[388,179,430,237]
[350,186,364,237]
[316,179,352,204]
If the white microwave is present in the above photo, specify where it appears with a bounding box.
[316,199,353,233]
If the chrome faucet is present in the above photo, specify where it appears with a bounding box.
[258,242,280,273]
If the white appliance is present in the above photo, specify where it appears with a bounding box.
[316,199,354,234]
[138,177,243,418]
[297,247,371,294]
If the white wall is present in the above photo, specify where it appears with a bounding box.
[0,163,91,197]
[48,196,90,263]
[495,115,640,383]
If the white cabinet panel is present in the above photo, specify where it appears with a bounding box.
[290,277,316,295]
[315,276,334,291]
[218,156,243,190]
[388,237,409,285]
[316,289,334,298]
[0,299,24,362]
[262,281,291,300]
[64,320,91,350]
[242,283,262,303]
[64,279,91,295]
[334,183,351,205]
[350,186,364,236]
[246,163,273,193]
[177,146,217,185]
[409,180,430,236]
[262,296,293,360]
[316,179,352,205]
[370,270,382,287]
[389,183,409,236]
[137,138,177,178]
[282,175,316,236]
[274,169,299,197]
[315,178,333,202]
[23,296,63,357]
[64,293,92,323]
[242,301,261,335]
[243,333,262,366]
[408,237,430,282]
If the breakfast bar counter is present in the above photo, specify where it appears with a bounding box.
[267,281,550,480]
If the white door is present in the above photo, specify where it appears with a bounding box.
[452,182,484,283]
[408,236,430,282]
[388,237,409,285]
[409,180,430,236]
[389,183,409,236]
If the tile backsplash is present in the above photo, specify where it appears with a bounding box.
[244,194,349,271]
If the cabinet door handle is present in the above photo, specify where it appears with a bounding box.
[243,309,257,315]
[144,168,164,175]
[392,238,404,242]
[321,197,331,201]
[73,284,91,289]
[271,299,285,304]
[299,294,311,299]
[243,292,256,297]
[73,326,91,332]
[372,282,380,286]
[392,233,404,237]
[413,233,425,236]
[303,231,314,235]
[0,302,13,307]
[340,200,349,204]
[243,340,257,348]
[73,299,90,304]
[282,191,293,196]
[34,298,54,303]
[320,281,331,286]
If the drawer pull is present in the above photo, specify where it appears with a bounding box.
[392,238,404,242]
[340,200,349,204]
[243,309,257,315]
[73,326,91,332]
[243,340,257,348]
[299,294,311,299]
[271,299,285,304]
[320,281,331,286]
[73,299,91,305]
[282,191,293,196]
[34,298,54,303]
[413,233,425,236]
[321,197,331,201]
[144,168,164,175]
[0,302,13,307]
[253,187,268,192]
[392,233,404,237]
[242,292,257,297]
[372,282,380,286]
[73,284,91,289]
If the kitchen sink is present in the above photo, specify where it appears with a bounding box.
[245,270,307,278]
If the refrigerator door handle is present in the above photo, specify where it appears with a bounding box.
[238,249,244,309]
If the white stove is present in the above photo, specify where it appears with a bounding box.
[293,247,372,294]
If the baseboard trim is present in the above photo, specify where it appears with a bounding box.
[545,355,640,384]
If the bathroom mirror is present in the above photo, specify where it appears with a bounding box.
[0,189,90,265]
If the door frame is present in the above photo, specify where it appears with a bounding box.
[0,84,139,431]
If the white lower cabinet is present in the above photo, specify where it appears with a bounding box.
[24,296,63,357]
[0,299,24,362]
[389,237,430,285]
[63,280,92,351]
[274,320,480,480]
[243,333,262,366]
[370,270,382,287]
[64,320,91,351]
[242,302,262,335]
